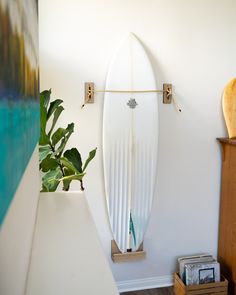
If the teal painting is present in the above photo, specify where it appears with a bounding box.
[0,0,39,225]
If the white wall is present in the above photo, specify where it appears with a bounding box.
[0,147,39,295]
[39,0,236,291]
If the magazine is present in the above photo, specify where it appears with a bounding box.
[178,254,213,281]
[185,261,220,286]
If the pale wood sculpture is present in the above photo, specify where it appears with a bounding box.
[222,78,236,138]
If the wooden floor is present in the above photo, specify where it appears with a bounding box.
[121,286,174,295]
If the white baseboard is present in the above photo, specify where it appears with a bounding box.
[117,275,174,293]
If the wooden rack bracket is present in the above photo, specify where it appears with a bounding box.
[84,82,95,104]
[111,240,146,263]
[163,83,172,104]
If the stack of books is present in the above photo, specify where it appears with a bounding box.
[178,254,220,286]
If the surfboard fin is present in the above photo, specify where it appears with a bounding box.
[129,212,136,248]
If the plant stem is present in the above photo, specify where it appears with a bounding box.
[80,180,84,191]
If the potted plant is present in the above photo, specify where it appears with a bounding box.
[39,89,96,192]
[28,91,106,290]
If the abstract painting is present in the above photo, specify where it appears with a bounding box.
[0,0,39,225]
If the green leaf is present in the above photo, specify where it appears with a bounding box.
[60,157,79,173]
[47,99,63,120]
[48,105,64,137]
[39,131,50,146]
[60,173,85,182]
[62,167,74,191]
[39,92,50,145]
[40,89,51,109]
[54,137,66,156]
[39,145,52,162]
[82,148,97,172]
[41,184,48,192]
[42,168,63,192]
[64,148,82,173]
[54,123,74,156]
[65,122,74,134]
[51,128,68,146]
[52,123,74,147]
[40,155,59,172]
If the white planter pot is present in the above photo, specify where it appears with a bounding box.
[26,191,118,295]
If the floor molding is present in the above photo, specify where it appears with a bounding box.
[117,275,174,293]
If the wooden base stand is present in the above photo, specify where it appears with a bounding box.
[174,272,228,295]
[111,240,146,263]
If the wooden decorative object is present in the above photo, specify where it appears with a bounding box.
[218,137,236,294]
[111,240,146,263]
[174,272,228,295]
[222,77,236,138]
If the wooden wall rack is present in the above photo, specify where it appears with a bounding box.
[83,82,173,108]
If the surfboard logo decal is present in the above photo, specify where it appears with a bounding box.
[127,98,138,109]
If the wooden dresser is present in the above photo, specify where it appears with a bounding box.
[218,138,236,295]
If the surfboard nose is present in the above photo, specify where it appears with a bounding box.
[128,32,139,41]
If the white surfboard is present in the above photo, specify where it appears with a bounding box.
[103,33,158,253]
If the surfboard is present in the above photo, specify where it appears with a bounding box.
[222,78,236,138]
[103,33,158,253]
